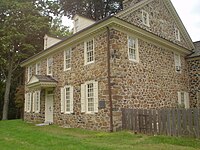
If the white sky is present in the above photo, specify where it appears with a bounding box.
[62,0,200,42]
[171,0,200,42]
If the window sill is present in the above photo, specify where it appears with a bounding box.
[129,59,139,63]
[64,68,71,72]
[84,61,94,66]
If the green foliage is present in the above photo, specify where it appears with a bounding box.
[0,120,200,150]
[59,0,123,20]
[50,17,72,37]
[0,0,71,120]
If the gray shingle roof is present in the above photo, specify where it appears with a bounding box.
[188,41,200,58]
[34,75,57,83]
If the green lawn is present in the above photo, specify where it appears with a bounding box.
[0,120,200,150]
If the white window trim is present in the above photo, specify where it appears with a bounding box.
[35,62,41,75]
[175,28,180,41]
[27,65,33,82]
[142,10,150,27]
[84,39,95,65]
[64,48,71,71]
[47,57,53,76]
[178,91,189,109]
[128,36,139,63]
[25,92,32,113]
[81,80,98,114]
[33,91,41,113]
[61,85,73,114]
[174,52,181,73]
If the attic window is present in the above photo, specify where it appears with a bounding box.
[142,10,150,27]
[175,28,180,41]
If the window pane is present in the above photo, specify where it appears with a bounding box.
[86,40,94,63]
[65,87,71,112]
[87,83,94,112]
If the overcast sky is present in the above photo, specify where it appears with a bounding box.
[171,0,200,42]
[63,0,200,42]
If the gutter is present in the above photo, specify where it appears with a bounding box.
[107,26,113,132]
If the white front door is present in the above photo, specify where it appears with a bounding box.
[45,91,54,123]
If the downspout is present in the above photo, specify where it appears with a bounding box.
[107,26,113,132]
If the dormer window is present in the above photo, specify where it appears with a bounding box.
[47,57,53,75]
[174,53,181,73]
[142,10,150,27]
[175,28,180,41]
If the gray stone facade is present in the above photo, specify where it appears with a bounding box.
[188,41,200,108]
[23,0,196,131]
[119,0,189,49]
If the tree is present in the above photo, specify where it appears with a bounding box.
[59,0,123,20]
[0,0,51,120]
[50,17,72,37]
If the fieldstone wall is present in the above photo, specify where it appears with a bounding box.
[24,31,112,131]
[24,28,190,131]
[188,59,200,108]
[52,31,111,131]
[24,58,49,123]
[119,0,189,49]
[24,89,45,123]
[109,29,189,112]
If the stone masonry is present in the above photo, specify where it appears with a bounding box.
[119,0,190,49]
[188,41,200,108]
[24,0,193,131]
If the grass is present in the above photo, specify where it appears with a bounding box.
[0,120,200,150]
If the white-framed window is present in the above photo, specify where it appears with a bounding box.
[128,36,139,62]
[27,65,33,81]
[64,48,71,71]
[84,39,94,65]
[36,62,41,75]
[25,93,32,113]
[178,91,189,108]
[174,53,181,72]
[61,85,73,114]
[175,28,180,41]
[142,10,150,27]
[47,57,53,75]
[81,81,98,113]
[32,91,41,113]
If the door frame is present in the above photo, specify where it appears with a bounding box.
[45,88,54,123]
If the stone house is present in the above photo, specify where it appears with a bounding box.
[21,0,197,131]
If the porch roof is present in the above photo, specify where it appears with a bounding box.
[27,75,57,89]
